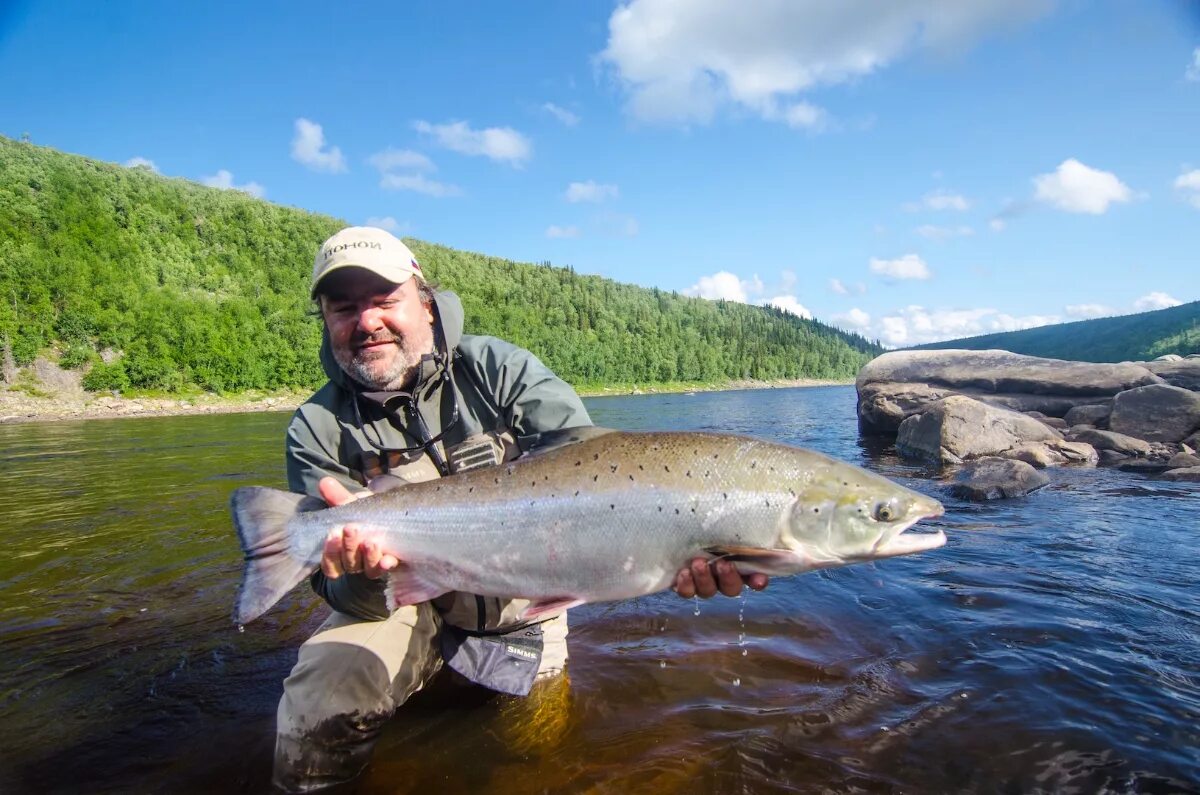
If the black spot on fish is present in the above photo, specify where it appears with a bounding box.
[664,465,671,473]
[531,481,537,487]
[468,487,474,493]
[765,499,771,507]
[638,464,644,470]
[658,506,663,512]
[723,492,728,499]
[610,463,618,473]
[674,508,680,514]
[494,477,500,484]
[812,507,820,514]
[691,507,696,513]
[593,453,600,461]
[575,460,581,467]
[573,490,579,497]
[788,489,796,497]
[685,470,692,478]
[750,461,757,469]
[610,504,615,510]
[593,475,598,482]
[628,474,634,481]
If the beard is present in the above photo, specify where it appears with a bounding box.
[334,328,435,391]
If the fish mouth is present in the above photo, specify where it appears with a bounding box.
[871,501,946,559]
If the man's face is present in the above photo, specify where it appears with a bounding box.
[318,269,436,391]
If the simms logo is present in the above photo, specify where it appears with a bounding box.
[321,240,382,262]
[505,645,538,661]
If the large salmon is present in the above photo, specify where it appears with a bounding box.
[230,429,945,625]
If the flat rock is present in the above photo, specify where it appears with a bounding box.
[857,381,956,436]
[1067,428,1152,456]
[896,395,1061,464]
[1167,452,1200,469]
[1108,384,1200,443]
[947,457,1051,501]
[1161,466,1200,483]
[858,350,1162,396]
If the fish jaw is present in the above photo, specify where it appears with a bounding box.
[870,499,946,559]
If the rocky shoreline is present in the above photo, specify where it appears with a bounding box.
[857,349,1200,496]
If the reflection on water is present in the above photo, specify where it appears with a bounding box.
[0,386,1196,793]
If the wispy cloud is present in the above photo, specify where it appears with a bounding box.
[542,102,580,126]
[833,307,871,330]
[916,224,974,240]
[364,216,408,233]
[869,254,932,280]
[545,225,581,239]
[124,156,158,172]
[763,295,813,318]
[201,169,264,198]
[1064,303,1114,319]
[1133,291,1182,311]
[379,173,462,197]
[904,189,971,212]
[291,118,347,173]
[1187,47,1200,82]
[565,180,619,203]
[414,120,532,166]
[367,148,435,173]
[1033,158,1131,214]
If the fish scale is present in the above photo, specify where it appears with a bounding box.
[231,430,946,625]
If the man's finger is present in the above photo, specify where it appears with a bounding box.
[342,525,361,573]
[362,541,384,579]
[673,568,696,599]
[690,558,717,598]
[715,560,744,597]
[380,554,399,572]
[321,528,344,579]
[318,477,369,507]
[746,574,769,591]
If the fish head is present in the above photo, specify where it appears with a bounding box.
[785,464,946,565]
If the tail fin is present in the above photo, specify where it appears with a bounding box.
[230,487,323,625]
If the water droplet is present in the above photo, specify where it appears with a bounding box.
[693,596,701,616]
[660,660,666,669]
[741,648,747,656]
[237,624,245,634]
[732,677,741,687]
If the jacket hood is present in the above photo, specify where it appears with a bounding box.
[318,288,465,390]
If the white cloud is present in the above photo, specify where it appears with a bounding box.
[834,307,871,330]
[594,212,640,237]
[364,216,407,233]
[763,295,812,318]
[124,156,158,172]
[870,254,931,280]
[683,271,755,302]
[1065,303,1114,319]
[546,225,581,239]
[414,120,532,166]
[916,224,974,240]
[201,169,265,198]
[291,118,347,173]
[1133,291,1182,312]
[379,173,462,198]
[829,278,849,295]
[368,148,435,173]
[599,0,1048,128]
[1033,158,1132,214]
[1174,168,1200,209]
[989,218,1006,232]
[542,102,580,126]
[1187,47,1200,82]
[565,180,619,203]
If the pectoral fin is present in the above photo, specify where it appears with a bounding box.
[518,596,585,620]
[703,545,813,576]
[384,564,450,611]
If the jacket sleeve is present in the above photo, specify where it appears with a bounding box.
[285,406,390,621]
[466,337,592,442]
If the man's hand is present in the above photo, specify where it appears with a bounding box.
[673,558,769,599]
[317,477,399,580]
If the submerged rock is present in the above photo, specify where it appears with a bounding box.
[947,458,1050,501]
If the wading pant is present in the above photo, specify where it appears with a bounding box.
[272,604,569,793]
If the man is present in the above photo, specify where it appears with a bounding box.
[275,226,767,792]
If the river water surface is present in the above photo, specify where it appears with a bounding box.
[0,386,1196,793]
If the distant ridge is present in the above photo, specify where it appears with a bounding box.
[0,136,881,393]
[911,301,1200,362]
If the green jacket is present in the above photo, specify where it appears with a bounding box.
[285,289,591,622]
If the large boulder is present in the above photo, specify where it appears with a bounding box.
[1063,403,1111,427]
[856,382,956,436]
[896,395,1062,464]
[1143,358,1200,392]
[1161,466,1200,483]
[1107,384,1200,443]
[947,457,1051,501]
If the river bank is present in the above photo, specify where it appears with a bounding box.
[0,378,850,424]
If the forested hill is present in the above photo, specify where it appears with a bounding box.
[0,137,880,394]
[911,301,1200,363]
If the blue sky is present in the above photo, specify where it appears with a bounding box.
[1,1,1198,347]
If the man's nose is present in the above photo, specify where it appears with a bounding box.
[356,306,385,333]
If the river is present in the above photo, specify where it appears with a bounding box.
[0,385,1196,793]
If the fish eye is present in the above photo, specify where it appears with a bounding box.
[873,502,896,522]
